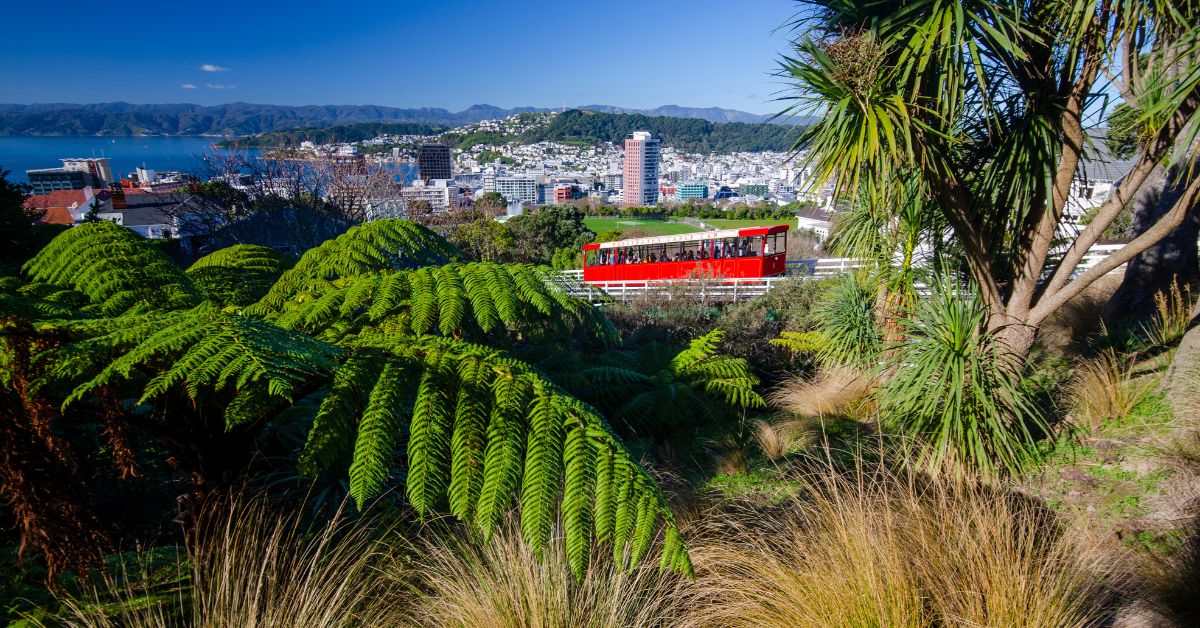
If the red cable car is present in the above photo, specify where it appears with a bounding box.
[582,224,789,283]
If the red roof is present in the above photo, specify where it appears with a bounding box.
[25,189,91,225]
[26,189,88,209]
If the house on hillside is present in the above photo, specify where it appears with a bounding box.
[796,205,835,241]
[1065,135,1138,224]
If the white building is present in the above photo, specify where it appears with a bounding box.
[494,175,538,204]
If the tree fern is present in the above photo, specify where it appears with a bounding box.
[34,304,342,415]
[249,219,456,314]
[22,222,200,316]
[9,221,692,579]
[568,330,764,433]
[303,335,693,575]
[255,262,615,345]
[186,244,293,307]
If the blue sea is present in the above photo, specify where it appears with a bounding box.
[0,136,244,183]
[0,136,420,186]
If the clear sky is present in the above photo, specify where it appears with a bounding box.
[0,0,800,115]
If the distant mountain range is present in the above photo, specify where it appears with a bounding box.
[0,102,785,137]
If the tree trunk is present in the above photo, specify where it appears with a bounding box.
[1108,163,1200,322]
[992,319,1038,362]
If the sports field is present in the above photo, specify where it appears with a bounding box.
[583,218,701,236]
[693,218,795,230]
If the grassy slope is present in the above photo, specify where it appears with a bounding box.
[583,218,701,236]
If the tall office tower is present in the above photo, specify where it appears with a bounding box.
[417,143,453,181]
[621,131,660,207]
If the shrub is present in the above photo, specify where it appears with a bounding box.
[879,283,1045,477]
[810,275,881,368]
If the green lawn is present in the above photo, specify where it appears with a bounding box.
[584,218,701,236]
[695,218,795,229]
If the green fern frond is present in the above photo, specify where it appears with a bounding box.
[460,263,499,333]
[302,335,692,575]
[23,222,200,315]
[474,371,531,538]
[407,359,455,516]
[43,304,341,411]
[298,347,389,475]
[562,422,596,579]
[187,244,292,307]
[349,357,414,508]
[448,356,491,521]
[520,380,565,556]
[249,219,455,314]
[408,268,438,335]
[433,265,466,336]
[260,262,611,345]
[769,330,829,356]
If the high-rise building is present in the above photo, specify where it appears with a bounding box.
[417,143,453,181]
[26,157,113,195]
[622,131,660,207]
[26,168,95,195]
[602,172,623,192]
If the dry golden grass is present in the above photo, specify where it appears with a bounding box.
[1069,348,1155,430]
[1146,282,1194,350]
[680,460,1121,627]
[394,522,686,628]
[751,416,817,460]
[47,498,402,628]
[769,365,874,420]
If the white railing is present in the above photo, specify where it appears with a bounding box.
[557,276,788,304]
[1073,243,1126,274]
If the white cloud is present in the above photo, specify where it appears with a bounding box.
[206,83,236,90]
[180,83,198,89]
[199,64,230,72]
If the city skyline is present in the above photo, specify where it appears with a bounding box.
[0,0,800,115]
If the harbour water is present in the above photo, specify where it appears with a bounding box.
[0,136,421,186]
[0,136,245,183]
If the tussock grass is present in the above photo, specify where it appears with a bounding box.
[751,418,796,460]
[395,522,686,628]
[681,460,1121,627]
[46,497,401,627]
[1144,282,1193,350]
[1069,348,1156,429]
[769,365,874,420]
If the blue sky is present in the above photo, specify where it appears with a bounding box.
[0,0,800,114]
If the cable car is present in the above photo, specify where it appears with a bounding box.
[582,224,789,283]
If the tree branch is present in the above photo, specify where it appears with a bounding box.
[1030,171,1200,325]
[1042,149,1160,294]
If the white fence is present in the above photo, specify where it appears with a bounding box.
[558,244,1130,303]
